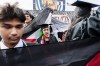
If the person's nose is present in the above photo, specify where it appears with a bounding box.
[11,28,17,36]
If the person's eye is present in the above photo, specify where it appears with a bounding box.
[16,25,23,29]
[2,25,11,29]
[44,29,47,31]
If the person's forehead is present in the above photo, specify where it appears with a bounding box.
[2,22,22,24]
[0,20,23,25]
[25,15,30,17]
[43,27,49,30]
[0,18,23,22]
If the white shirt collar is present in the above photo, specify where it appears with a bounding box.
[0,39,26,49]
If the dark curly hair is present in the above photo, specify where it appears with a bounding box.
[24,11,34,20]
[41,24,53,33]
[0,3,25,23]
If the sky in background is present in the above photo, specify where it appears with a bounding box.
[0,0,100,10]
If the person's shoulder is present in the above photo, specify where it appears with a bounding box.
[50,34,58,42]
[50,34,56,38]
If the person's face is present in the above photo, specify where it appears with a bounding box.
[25,15,32,25]
[42,27,50,38]
[0,19,24,47]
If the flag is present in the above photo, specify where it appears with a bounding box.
[22,7,53,43]
[22,29,41,43]
[86,53,100,66]
[0,37,100,66]
[22,7,70,43]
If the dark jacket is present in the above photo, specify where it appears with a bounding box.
[66,7,100,41]
[37,34,58,44]
[0,42,34,66]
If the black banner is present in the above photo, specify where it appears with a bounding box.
[0,37,100,66]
